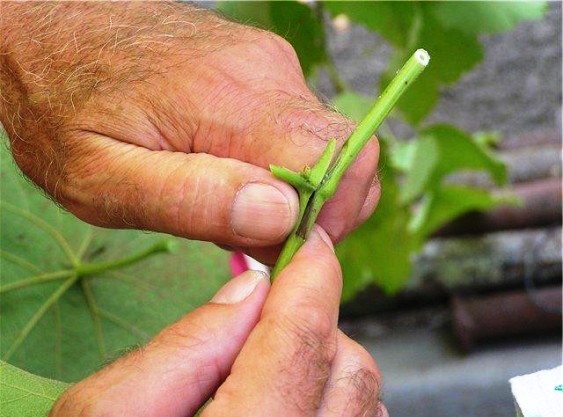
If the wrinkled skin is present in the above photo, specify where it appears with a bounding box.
[1,2,385,416]
[48,229,387,417]
[0,1,380,264]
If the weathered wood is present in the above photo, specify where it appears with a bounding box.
[410,227,561,292]
[452,286,562,351]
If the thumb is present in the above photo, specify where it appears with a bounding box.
[60,133,299,247]
[50,271,270,417]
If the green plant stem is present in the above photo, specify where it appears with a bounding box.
[313,0,347,94]
[75,240,174,277]
[271,49,429,278]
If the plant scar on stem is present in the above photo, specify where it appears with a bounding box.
[270,48,430,278]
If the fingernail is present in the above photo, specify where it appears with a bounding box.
[211,271,267,304]
[232,183,296,241]
[311,225,334,252]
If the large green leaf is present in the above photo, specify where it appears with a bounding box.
[325,1,417,48]
[379,8,484,125]
[400,124,507,203]
[337,144,414,297]
[217,0,327,77]
[0,140,230,387]
[0,360,69,417]
[326,1,546,125]
[430,1,547,35]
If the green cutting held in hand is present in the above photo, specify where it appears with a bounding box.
[270,48,430,278]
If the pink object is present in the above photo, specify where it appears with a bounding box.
[229,251,249,276]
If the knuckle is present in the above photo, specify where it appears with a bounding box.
[277,101,357,157]
[342,344,383,416]
[265,311,336,412]
[275,306,337,356]
[350,367,381,400]
[351,343,382,387]
[260,32,299,65]
[151,308,212,350]
[348,368,381,417]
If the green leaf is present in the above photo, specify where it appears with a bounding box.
[472,131,502,149]
[217,1,327,77]
[401,124,507,203]
[338,144,414,298]
[0,139,230,385]
[327,1,545,124]
[325,2,418,48]
[409,185,515,242]
[381,11,484,125]
[389,140,418,173]
[0,360,68,417]
[430,1,547,35]
[332,91,374,123]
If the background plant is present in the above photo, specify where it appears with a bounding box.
[217,0,545,299]
[0,1,547,415]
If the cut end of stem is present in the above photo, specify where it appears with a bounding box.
[415,49,430,67]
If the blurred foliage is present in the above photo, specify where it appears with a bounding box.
[218,0,545,298]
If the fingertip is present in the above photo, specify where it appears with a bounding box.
[310,224,335,253]
[211,270,270,305]
[357,174,381,224]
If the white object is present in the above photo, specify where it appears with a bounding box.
[510,365,563,417]
[243,254,270,275]
[415,49,430,66]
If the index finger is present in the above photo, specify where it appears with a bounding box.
[202,226,342,416]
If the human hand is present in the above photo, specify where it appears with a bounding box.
[49,227,386,417]
[0,2,379,263]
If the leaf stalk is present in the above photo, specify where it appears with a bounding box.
[75,240,175,277]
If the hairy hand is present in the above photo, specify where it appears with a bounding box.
[0,2,379,262]
[49,227,386,417]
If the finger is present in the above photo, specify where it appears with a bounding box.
[253,152,380,262]
[203,226,342,417]
[59,133,299,247]
[317,330,382,417]
[357,172,382,225]
[229,98,381,243]
[49,271,270,417]
[171,82,380,243]
[317,137,380,242]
